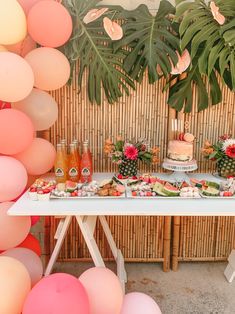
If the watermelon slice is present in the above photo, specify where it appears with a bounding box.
[190,178,203,188]
[65,180,77,192]
[153,182,167,196]
[162,182,180,197]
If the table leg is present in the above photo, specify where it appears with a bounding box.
[44,216,72,276]
[224,250,235,283]
[99,216,127,292]
[172,216,180,272]
[163,216,172,272]
[76,216,105,267]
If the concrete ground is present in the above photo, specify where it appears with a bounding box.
[53,261,235,314]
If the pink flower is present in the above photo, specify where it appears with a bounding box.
[124,145,138,160]
[225,144,235,159]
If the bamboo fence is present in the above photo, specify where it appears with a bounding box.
[45,64,235,270]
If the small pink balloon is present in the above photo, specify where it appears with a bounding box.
[25,47,70,91]
[1,248,43,286]
[0,157,28,202]
[23,273,90,314]
[0,109,34,155]
[18,0,48,16]
[6,35,36,57]
[0,256,31,314]
[31,216,40,226]
[28,0,72,48]
[14,138,56,175]
[121,292,162,314]
[0,202,31,250]
[13,88,58,131]
[79,267,123,314]
[0,52,34,102]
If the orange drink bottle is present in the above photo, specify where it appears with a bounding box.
[73,139,81,165]
[54,144,67,183]
[80,141,93,183]
[85,140,93,175]
[61,139,68,178]
[68,143,80,182]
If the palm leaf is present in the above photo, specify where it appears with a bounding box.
[113,1,180,84]
[62,0,135,105]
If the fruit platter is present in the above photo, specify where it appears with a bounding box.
[190,177,235,198]
[127,174,200,198]
[28,179,126,200]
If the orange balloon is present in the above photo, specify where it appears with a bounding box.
[17,233,42,257]
[14,138,56,175]
[25,47,70,91]
[28,0,72,48]
[0,52,34,102]
[6,35,36,57]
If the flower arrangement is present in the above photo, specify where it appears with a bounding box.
[202,135,235,177]
[104,137,159,177]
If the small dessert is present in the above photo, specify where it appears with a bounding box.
[29,187,38,201]
[37,189,50,201]
[180,187,200,198]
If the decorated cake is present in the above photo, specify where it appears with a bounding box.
[167,133,195,162]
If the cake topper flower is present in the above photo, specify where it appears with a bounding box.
[103,17,123,41]
[210,1,225,25]
[170,49,191,75]
[83,8,108,24]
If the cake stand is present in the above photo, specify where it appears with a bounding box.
[162,158,198,183]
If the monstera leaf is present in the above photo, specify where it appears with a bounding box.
[114,1,180,84]
[62,0,135,105]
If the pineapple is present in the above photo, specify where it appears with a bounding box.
[118,159,138,177]
[217,157,235,178]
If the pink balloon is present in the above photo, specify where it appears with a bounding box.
[13,88,58,131]
[0,256,31,314]
[79,267,123,314]
[25,47,70,91]
[31,216,40,226]
[18,0,48,16]
[28,0,72,48]
[0,202,31,250]
[0,157,28,202]
[0,109,34,155]
[121,292,162,314]
[1,248,43,286]
[14,138,56,175]
[6,35,36,57]
[23,273,90,314]
[0,52,34,102]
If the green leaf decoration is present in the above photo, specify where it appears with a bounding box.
[113,1,180,84]
[62,0,135,105]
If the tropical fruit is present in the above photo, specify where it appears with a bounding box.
[118,159,138,177]
[204,181,220,190]
[153,182,167,196]
[217,156,235,178]
[65,180,77,192]
[202,187,220,197]
[162,182,180,197]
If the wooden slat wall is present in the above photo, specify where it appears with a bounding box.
[47,64,235,263]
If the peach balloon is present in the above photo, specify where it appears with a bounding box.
[0,109,34,155]
[13,88,58,131]
[0,0,27,45]
[0,52,34,102]
[1,248,43,286]
[6,35,36,57]
[14,138,56,175]
[0,256,31,314]
[25,47,70,91]
[0,45,7,52]
[0,157,28,202]
[79,267,123,314]
[18,0,49,16]
[0,202,31,250]
[28,0,73,48]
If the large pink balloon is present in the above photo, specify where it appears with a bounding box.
[0,202,31,250]
[28,1,72,48]
[18,0,48,16]
[13,88,58,131]
[121,292,162,314]
[23,273,90,314]
[0,256,31,314]
[1,248,43,287]
[25,47,70,91]
[0,157,28,202]
[6,35,36,57]
[0,52,34,102]
[79,267,123,314]
[0,109,34,155]
[14,138,56,175]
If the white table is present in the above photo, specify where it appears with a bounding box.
[8,173,235,290]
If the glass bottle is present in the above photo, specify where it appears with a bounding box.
[80,141,93,183]
[54,144,67,183]
[68,143,80,182]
